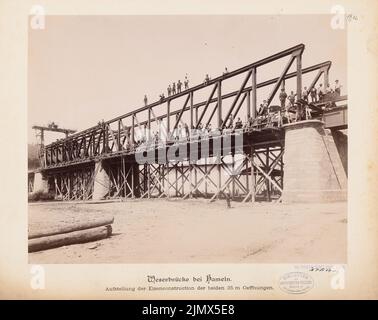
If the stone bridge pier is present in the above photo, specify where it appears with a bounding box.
[282,120,347,203]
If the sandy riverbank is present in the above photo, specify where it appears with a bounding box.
[28,199,347,264]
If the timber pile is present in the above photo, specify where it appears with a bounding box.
[28,217,114,253]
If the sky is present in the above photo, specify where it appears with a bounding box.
[28,15,347,144]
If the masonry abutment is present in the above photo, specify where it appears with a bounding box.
[282,120,347,203]
[33,171,49,194]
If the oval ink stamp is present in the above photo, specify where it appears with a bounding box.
[279,272,314,294]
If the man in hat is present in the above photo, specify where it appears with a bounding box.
[288,91,297,107]
[184,76,189,90]
[334,80,342,95]
[317,84,324,102]
[302,86,309,102]
[204,74,210,85]
[279,88,287,109]
[177,80,182,93]
[310,87,317,103]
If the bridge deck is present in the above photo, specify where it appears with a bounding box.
[41,127,284,172]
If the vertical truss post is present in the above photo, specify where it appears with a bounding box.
[217,80,222,129]
[296,52,302,100]
[250,147,256,202]
[147,163,151,199]
[251,67,257,119]
[189,160,193,198]
[104,125,109,153]
[195,106,198,128]
[175,163,178,197]
[160,164,164,196]
[117,120,121,151]
[217,155,221,200]
[40,129,45,146]
[204,158,208,197]
[148,108,151,142]
[190,91,194,129]
[131,115,135,148]
[280,146,284,192]
[167,101,171,140]
[194,159,198,193]
[245,154,249,196]
[232,154,235,199]
[324,67,329,89]
[266,147,271,201]
[247,91,251,119]
[166,163,170,198]
[157,165,162,195]
[181,162,184,196]
[131,164,135,198]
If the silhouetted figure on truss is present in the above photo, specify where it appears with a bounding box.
[177,80,182,93]
[184,76,189,90]
[279,88,287,109]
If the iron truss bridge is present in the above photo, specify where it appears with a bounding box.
[32,43,347,202]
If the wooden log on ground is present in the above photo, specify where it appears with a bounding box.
[28,225,112,253]
[29,217,114,239]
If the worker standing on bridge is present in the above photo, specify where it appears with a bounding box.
[197,123,203,137]
[172,82,176,95]
[144,94,148,106]
[223,67,229,75]
[247,116,254,128]
[288,91,297,107]
[204,74,210,85]
[184,122,190,140]
[326,83,333,94]
[167,85,172,96]
[260,100,269,116]
[302,87,308,102]
[235,117,243,129]
[310,87,317,103]
[334,80,342,95]
[177,80,182,93]
[317,84,324,102]
[184,76,189,90]
[279,88,287,109]
[177,124,183,140]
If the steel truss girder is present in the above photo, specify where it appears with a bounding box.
[41,45,338,170]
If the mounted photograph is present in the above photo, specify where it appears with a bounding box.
[27,15,348,264]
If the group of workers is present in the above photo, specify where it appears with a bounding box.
[128,77,343,150]
[143,75,191,106]
[204,67,228,85]
[278,79,342,109]
[143,67,232,106]
[129,114,252,150]
[167,76,190,97]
